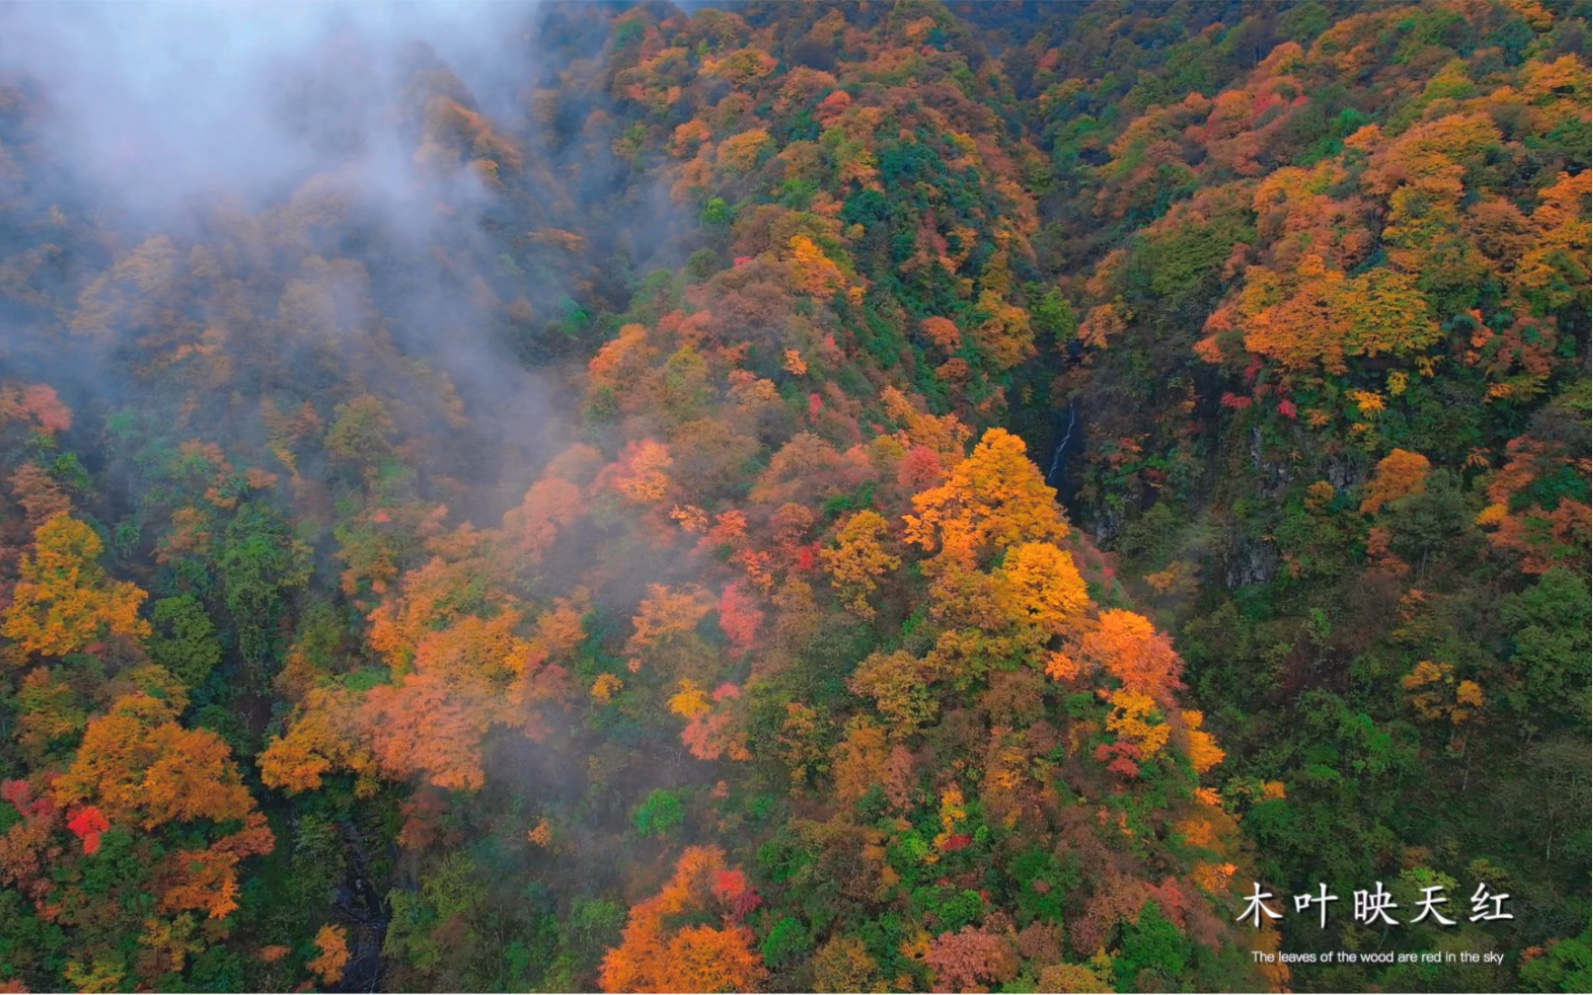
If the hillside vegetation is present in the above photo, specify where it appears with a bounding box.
[0,1,1586,992]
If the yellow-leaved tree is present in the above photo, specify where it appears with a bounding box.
[820,510,901,617]
[904,428,1068,573]
[3,512,152,658]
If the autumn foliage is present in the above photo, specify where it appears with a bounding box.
[0,1,1584,991]
[3,514,152,659]
[599,847,766,993]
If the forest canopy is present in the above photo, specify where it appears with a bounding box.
[0,1,1587,993]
